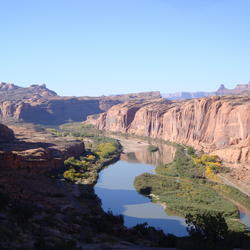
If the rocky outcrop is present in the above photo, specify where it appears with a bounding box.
[0,123,84,172]
[0,123,15,142]
[162,82,250,100]
[85,95,250,164]
[0,82,57,101]
[0,82,161,125]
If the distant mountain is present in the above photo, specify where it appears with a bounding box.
[0,82,57,101]
[162,82,250,100]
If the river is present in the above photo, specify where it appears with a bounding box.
[94,138,250,236]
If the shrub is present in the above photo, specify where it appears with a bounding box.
[63,168,84,181]
[205,166,219,182]
[147,145,159,152]
[85,154,96,162]
[64,157,89,170]
[185,212,229,241]
[187,146,196,156]
[95,143,117,158]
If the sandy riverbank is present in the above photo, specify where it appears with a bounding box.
[109,135,150,153]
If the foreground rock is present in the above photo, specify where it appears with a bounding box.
[0,123,84,171]
[0,123,176,249]
[0,123,15,142]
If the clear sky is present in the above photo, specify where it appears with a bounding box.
[0,0,249,96]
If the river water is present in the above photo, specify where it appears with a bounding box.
[95,139,250,236]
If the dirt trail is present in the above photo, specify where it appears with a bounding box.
[218,174,250,197]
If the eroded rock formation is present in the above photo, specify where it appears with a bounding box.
[85,95,250,164]
[0,123,15,142]
[162,81,250,100]
[0,83,161,125]
[0,123,84,171]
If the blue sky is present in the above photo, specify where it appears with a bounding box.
[0,0,249,96]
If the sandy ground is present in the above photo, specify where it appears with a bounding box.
[219,163,250,197]
[110,135,150,153]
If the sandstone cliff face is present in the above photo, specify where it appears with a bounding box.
[0,82,161,125]
[86,96,250,164]
[0,98,117,125]
[0,123,15,142]
[0,123,85,172]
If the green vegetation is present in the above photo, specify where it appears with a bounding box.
[187,146,196,156]
[181,212,250,250]
[185,212,229,241]
[211,183,250,210]
[96,142,118,158]
[134,144,250,233]
[147,145,159,152]
[48,122,106,142]
[47,122,120,147]
[63,141,120,183]
[47,122,122,183]
[134,173,239,221]
[155,145,205,179]
[49,123,249,245]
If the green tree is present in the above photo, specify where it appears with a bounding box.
[185,212,229,242]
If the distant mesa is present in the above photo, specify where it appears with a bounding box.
[217,84,227,91]
[0,82,57,101]
[162,82,250,100]
[0,82,161,125]
[0,82,20,91]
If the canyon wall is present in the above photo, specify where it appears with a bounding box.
[0,123,85,172]
[0,123,15,142]
[0,82,161,125]
[0,97,121,125]
[85,96,250,164]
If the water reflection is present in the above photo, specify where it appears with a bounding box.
[120,142,176,166]
[95,139,250,235]
[95,158,187,236]
[240,211,250,229]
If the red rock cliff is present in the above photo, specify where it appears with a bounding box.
[0,123,85,172]
[85,96,250,164]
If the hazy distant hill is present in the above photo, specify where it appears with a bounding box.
[162,82,250,100]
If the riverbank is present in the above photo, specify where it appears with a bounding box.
[50,123,180,248]
[106,129,250,199]
[134,144,250,233]
[220,163,250,199]
[48,123,250,248]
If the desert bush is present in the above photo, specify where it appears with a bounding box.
[147,145,159,152]
[187,146,196,156]
[95,142,117,158]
